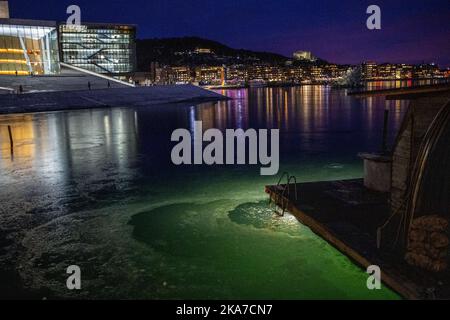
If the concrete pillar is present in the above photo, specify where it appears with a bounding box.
[359,152,392,193]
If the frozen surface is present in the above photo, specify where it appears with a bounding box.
[0,86,407,299]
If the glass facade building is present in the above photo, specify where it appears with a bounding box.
[59,24,136,75]
[0,19,60,75]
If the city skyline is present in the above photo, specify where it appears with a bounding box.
[9,0,450,67]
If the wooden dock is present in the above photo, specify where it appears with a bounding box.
[265,179,450,299]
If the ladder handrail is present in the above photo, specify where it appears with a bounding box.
[277,175,298,216]
[269,172,299,217]
[270,171,289,205]
[287,175,298,201]
[276,172,289,186]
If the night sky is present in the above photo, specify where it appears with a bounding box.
[9,0,450,67]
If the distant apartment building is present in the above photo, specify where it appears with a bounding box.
[399,64,413,79]
[195,66,224,85]
[322,64,348,79]
[148,60,446,86]
[361,62,446,81]
[285,66,304,83]
[413,63,441,79]
[165,66,192,84]
[365,62,445,80]
[376,63,414,79]
[444,69,450,78]
[150,60,448,85]
[309,66,325,81]
[0,1,136,76]
[247,64,287,82]
[377,63,397,79]
[226,64,248,83]
[152,65,225,85]
[362,61,378,80]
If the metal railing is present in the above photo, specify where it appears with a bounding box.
[269,172,299,217]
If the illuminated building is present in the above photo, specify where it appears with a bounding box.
[323,64,345,79]
[195,66,224,85]
[59,23,136,75]
[398,64,413,79]
[377,63,396,79]
[413,63,440,79]
[285,66,304,83]
[444,69,450,78]
[0,1,136,76]
[194,48,212,54]
[293,50,315,61]
[309,66,324,81]
[362,61,377,80]
[0,19,60,75]
[246,64,287,82]
[226,64,248,83]
[164,66,192,84]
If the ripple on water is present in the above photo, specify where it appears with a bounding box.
[227,200,307,237]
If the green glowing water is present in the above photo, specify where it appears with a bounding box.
[123,164,399,299]
[0,86,406,299]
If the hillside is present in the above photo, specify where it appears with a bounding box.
[136,37,289,71]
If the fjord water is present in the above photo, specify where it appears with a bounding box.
[0,85,407,299]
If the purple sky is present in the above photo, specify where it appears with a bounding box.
[9,0,450,67]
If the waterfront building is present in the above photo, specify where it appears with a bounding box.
[247,64,287,82]
[167,66,192,84]
[195,66,224,85]
[444,69,450,78]
[0,19,60,75]
[226,64,248,84]
[323,64,345,79]
[309,65,325,81]
[285,66,304,83]
[399,64,413,79]
[377,63,397,79]
[0,1,136,77]
[59,23,136,76]
[413,63,441,79]
[362,61,378,80]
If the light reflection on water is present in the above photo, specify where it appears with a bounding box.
[0,85,409,299]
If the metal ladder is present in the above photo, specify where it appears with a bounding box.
[269,172,298,217]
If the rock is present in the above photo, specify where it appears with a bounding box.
[430,232,449,248]
[412,215,448,232]
[409,229,426,242]
[430,260,447,273]
[405,215,448,272]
